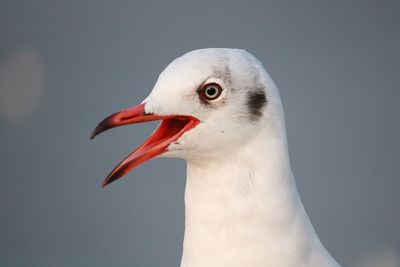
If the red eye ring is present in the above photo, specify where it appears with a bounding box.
[199,82,223,101]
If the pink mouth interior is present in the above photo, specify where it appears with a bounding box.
[102,116,199,187]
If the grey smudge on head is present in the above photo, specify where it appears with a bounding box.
[213,64,232,87]
[246,90,267,121]
[197,64,232,106]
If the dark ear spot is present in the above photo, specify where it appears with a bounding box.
[246,90,267,121]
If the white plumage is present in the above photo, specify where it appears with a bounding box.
[92,48,341,267]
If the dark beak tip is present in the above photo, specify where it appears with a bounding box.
[90,124,106,140]
[101,170,121,188]
[90,130,99,140]
[101,176,111,188]
[101,178,116,188]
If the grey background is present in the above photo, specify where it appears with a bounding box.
[1,1,399,266]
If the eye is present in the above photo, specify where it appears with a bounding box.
[199,83,223,101]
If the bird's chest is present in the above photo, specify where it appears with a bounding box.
[180,204,307,267]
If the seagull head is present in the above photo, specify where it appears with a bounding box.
[91,48,282,187]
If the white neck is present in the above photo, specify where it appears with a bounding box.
[180,121,339,267]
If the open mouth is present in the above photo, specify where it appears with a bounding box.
[91,103,199,187]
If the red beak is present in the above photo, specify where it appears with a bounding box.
[91,103,199,187]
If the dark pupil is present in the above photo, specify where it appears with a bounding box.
[206,87,217,96]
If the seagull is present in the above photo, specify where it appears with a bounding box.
[91,48,341,267]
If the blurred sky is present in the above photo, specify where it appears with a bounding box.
[1,1,399,266]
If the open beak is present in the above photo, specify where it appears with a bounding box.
[91,103,199,187]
